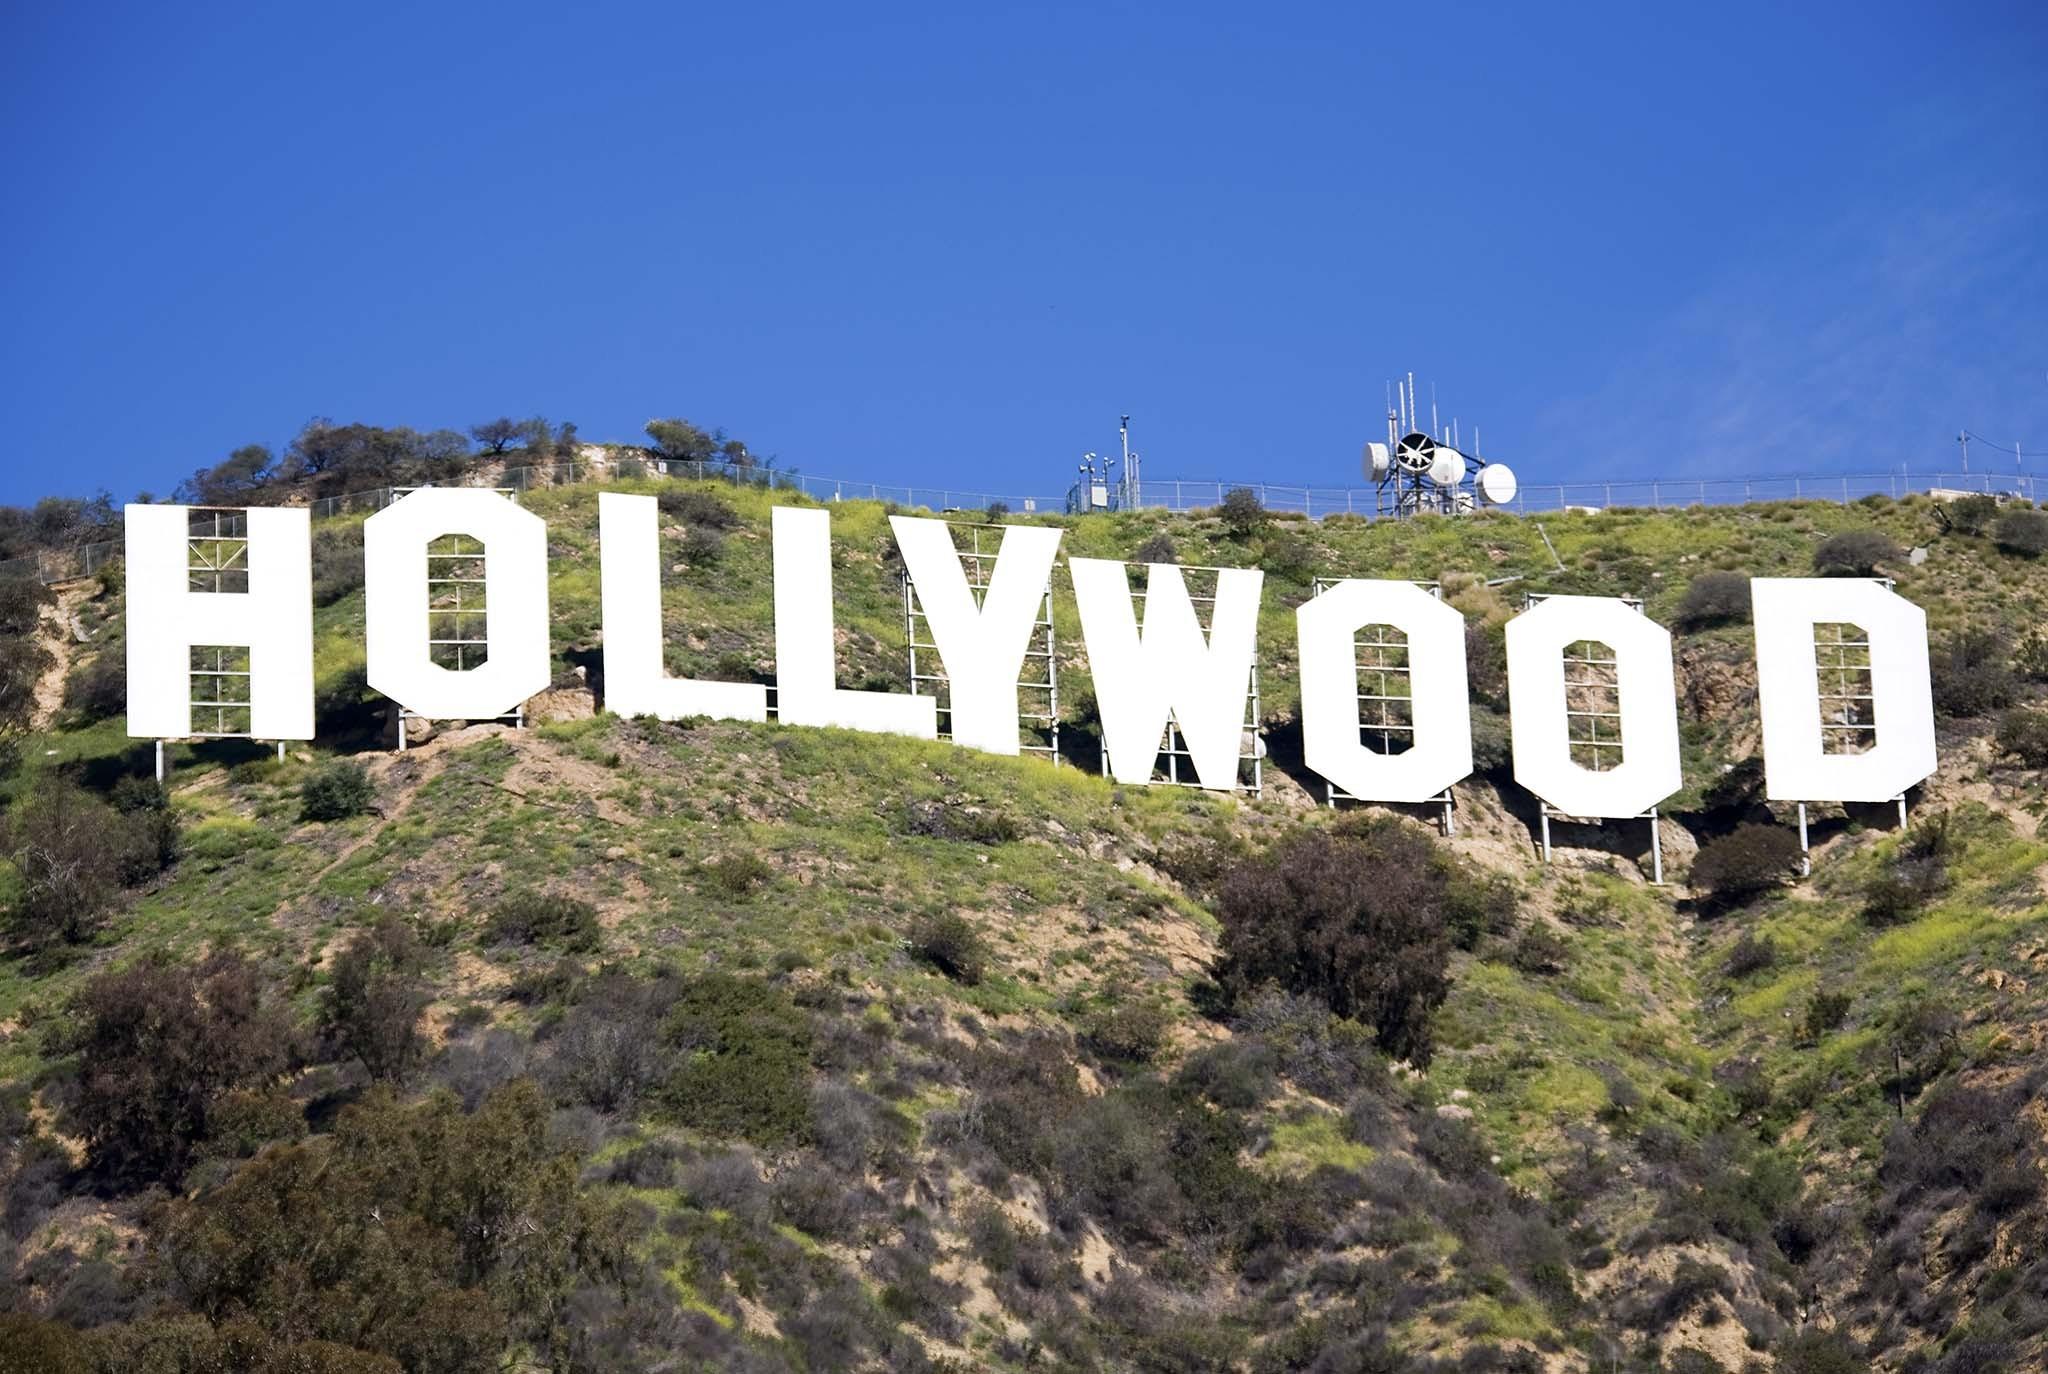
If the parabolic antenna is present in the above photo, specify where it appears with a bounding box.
[1363,442,1391,482]
[1394,431,1437,474]
[1477,463,1518,505]
[1427,446,1465,487]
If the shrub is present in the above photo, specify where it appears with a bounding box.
[4,775,148,947]
[1774,1330,1862,1374]
[1860,813,1955,927]
[1811,529,1901,576]
[544,971,675,1113]
[1688,824,1802,906]
[984,501,1009,521]
[1995,707,2048,766]
[660,973,814,1145]
[701,851,770,896]
[1213,816,1499,1066]
[1260,529,1316,581]
[1992,506,2048,557]
[1931,629,2017,717]
[1079,999,1172,1064]
[1723,931,1777,978]
[1509,926,1569,975]
[1803,990,1852,1040]
[900,799,1018,844]
[487,891,600,951]
[67,952,293,1185]
[680,525,725,566]
[1134,532,1177,564]
[1942,492,1998,535]
[908,911,988,985]
[1217,487,1266,538]
[1673,571,1752,629]
[310,523,366,605]
[300,759,375,821]
[655,487,740,528]
[62,651,125,723]
[323,917,430,1081]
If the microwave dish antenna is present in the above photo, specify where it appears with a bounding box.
[1476,463,1518,505]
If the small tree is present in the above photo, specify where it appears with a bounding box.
[301,759,376,821]
[469,417,524,454]
[1688,824,1803,907]
[1993,506,2048,557]
[644,418,718,466]
[1811,529,1901,577]
[1217,487,1266,539]
[324,917,430,1082]
[1673,571,1751,629]
[1134,532,1177,564]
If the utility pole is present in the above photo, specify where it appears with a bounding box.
[1959,430,1970,475]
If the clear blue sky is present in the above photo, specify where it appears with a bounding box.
[1,2,2042,506]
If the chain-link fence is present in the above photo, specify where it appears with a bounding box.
[1,456,2036,586]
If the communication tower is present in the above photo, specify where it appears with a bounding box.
[1363,372,1518,519]
[1065,416,1143,514]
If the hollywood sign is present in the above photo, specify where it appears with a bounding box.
[123,490,1938,817]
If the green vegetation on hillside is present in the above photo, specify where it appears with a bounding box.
[1,461,2047,1372]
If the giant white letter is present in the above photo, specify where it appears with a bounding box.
[599,493,767,722]
[1298,579,1471,802]
[363,488,551,720]
[1070,559,1262,790]
[1752,578,1935,801]
[1506,595,1680,817]
[125,505,313,739]
[771,506,937,738]
[889,515,1062,755]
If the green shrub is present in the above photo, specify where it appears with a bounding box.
[655,487,740,528]
[1811,529,1900,576]
[323,917,430,1082]
[486,891,600,952]
[310,523,366,606]
[1995,706,2048,766]
[1723,932,1777,978]
[660,973,814,1145]
[1673,571,1751,629]
[1992,506,2048,557]
[1508,926,1569,975]
[300,760,375,821]
[900,800,1018,844]
[908,911,989,984]
[1773,1330,1862,1374]
[1134,532,1177,564]
[1802,990,1853,1040]
[4,775,157,947]
[61,651,125,723]
[1217,487,1266,538]
[1079,999,1172,1064]
[1860,813,1955,927]
[680,525,725,566]
[1214,816,1500,1066]
[1930,629,2016,717]
[702,851,771,896]
[1942,492,1998,535]
[1688,824,1802,907]
[1259,529,1316,581]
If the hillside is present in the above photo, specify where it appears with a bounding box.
[1,475,2046,1373]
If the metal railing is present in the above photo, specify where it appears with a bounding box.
[1,454,2038,586]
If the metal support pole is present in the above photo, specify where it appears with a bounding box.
[397,712,408,752]
[1442,790,1455,836]
[1539,807,1553,863]
[1897,795,1908,831]
[276,741,286,763]
[1797,802,1811,876]
[1648,810,1663,885]
[155,739,165,782]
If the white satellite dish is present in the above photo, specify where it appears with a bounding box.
[1477,463,1518,505]
[1427,446,1465,487]
[1363,442,1391,482]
